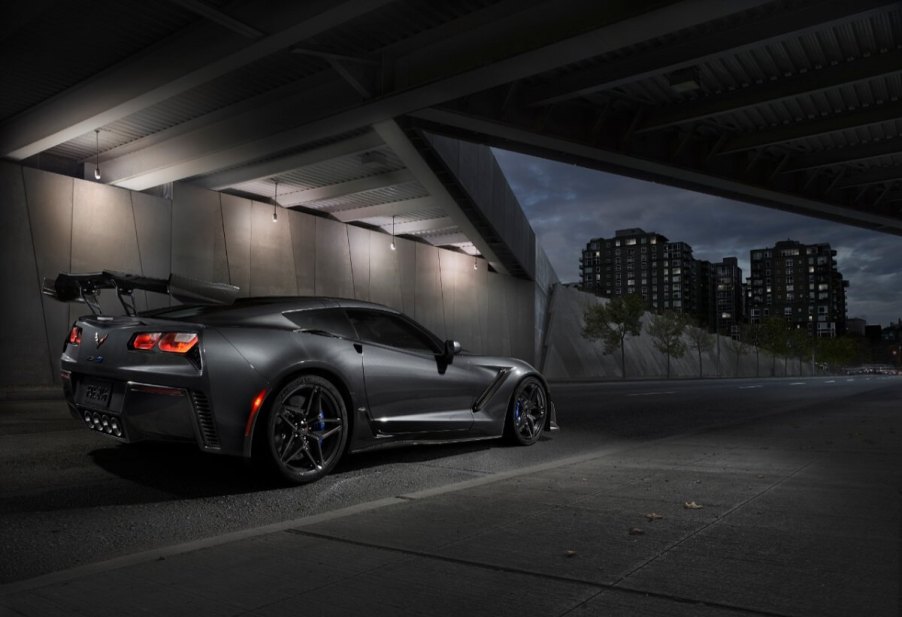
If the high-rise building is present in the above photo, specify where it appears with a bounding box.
[579,229,709,325]
[747,240,848,337]
[713,257,743,337]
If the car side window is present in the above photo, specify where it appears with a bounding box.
[283,309,356,339]
[345,309,440,354]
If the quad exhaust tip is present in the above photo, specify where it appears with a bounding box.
[83,410,123,437]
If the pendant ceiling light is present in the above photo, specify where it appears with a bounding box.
[390,215,396,250]
[93,129,101,181]
[272,178,279,223]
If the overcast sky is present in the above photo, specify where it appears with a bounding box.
[492,148,902,327]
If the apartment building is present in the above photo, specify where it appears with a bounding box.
[579,229,709,325]
[747,240,848,337]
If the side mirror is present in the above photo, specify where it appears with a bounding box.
[443,340,462,364]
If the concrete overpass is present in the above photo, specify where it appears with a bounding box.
[2,0,900,252]
[2,0,901,388]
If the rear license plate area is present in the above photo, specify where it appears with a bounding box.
[79,379,112,409]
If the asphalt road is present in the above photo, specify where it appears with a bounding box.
[1,375,898,583]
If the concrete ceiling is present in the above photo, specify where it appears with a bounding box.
[3,0,901,275]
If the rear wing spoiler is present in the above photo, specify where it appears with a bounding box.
[42,271,240,316]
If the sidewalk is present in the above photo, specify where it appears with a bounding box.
[2,391,899,617]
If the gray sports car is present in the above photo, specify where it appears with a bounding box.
[45,271,557,484]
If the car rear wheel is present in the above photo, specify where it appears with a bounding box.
[505,376,547,446]
[262,375,348,484]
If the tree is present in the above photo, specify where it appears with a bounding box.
[743,322,763,377]
[685,324,715,378]
[786,326,811,375]
[582,294,644,378]
[759,317,791,376]
[648,311,689,379]
[816,336,860,373]
[724,333,748,377]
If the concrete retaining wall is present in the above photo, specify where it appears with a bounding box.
[0,161,535,388]
[542,285,817,381]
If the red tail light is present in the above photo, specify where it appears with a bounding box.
[129,332,198,354]
[130,332,161,350]
[158,332,198,353]
[68,326,82,345]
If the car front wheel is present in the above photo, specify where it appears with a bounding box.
[505,376,548,446]
[261,375,348,484]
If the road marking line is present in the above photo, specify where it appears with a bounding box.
[738,385,762,389]
[790,382,805,386]
[825,380,836,384]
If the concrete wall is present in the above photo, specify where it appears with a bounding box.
[542,285,817,381]
[424,132,537,279]
[421,133,559,365]
[0,162,535,388]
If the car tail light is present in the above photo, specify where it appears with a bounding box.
[158,332,198,353]
[129,332,198,353]
[68,326,82,345]
[130,332,161,350]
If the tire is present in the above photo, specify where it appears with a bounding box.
[258,375,348,484]
[504,376,548,446]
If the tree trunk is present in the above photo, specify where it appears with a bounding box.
[697,348,703,378]
[716,336,720,377]
[620,341,626,379]
[666,353,671,379]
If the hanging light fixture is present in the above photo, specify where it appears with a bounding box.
[272,178,279,223]
[473,255,478,270]
[390,215,396,250]
[93,129,101,180]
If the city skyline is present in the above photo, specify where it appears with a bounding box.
[493,148,902,327]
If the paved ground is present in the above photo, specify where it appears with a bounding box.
[1,377,899,616]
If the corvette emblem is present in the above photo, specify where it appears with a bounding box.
[94,332,109,348]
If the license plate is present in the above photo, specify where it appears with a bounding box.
[81,380,112,408]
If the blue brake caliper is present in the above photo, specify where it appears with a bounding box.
[316,409,326,435]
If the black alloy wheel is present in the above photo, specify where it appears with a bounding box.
[505,376,547,446]
[263,375,348,483]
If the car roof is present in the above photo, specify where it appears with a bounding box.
[141,296,402,324]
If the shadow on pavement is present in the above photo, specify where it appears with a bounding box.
[76,438,499,505]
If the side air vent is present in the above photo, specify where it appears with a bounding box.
[190,391,221,450]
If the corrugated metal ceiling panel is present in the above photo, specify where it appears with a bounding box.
[278,148,406,190]
[298,181,429,211]
[0,1,200,122]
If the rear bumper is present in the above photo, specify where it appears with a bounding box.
[64,372,222,451]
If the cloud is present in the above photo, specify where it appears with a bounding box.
[492,148,902,326]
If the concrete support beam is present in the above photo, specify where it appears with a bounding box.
[373,120,509,274]
[78,1,770,190]
[413,107,902,234]
[0,0,392,160]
